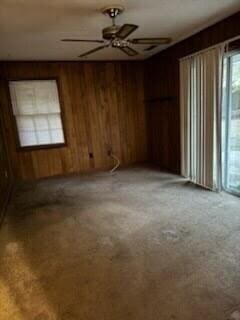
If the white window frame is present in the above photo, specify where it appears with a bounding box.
[8,79,66,150]
[222,51,240,196]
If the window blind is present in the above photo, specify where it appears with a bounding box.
[9,80,65,148]
[180,46,224,191]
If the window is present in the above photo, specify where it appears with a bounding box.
[9,79,65,149]
[222,52,240,195]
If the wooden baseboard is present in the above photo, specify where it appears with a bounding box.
[18,161,149,182]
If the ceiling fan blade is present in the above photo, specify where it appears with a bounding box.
[62,39,104,43]
[118,46,138,57]
[78,45,108,58]
[116,24,138,39]
[129,38,171,45]
[144,45,158,51]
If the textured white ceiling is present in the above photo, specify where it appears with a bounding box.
[0,0,239,61]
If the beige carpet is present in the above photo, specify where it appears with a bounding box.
[0,165,240,320]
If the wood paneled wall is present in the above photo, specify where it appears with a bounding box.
[0,94,12,220]
[145,11,240,174]
[0,62,147,180]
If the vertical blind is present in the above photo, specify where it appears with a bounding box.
[180,46,224,191]
[9,80,65,147]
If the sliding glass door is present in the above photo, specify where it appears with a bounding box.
[222,52,240,195]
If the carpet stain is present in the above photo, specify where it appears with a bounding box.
[228,310,240,320]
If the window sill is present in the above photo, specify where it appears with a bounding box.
[16,143,67,152]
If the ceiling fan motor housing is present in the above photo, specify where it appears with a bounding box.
[102,25,121,40]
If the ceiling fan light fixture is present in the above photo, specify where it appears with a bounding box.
[112,38,128,48]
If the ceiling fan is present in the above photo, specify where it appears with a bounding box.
[61,5,172,58]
